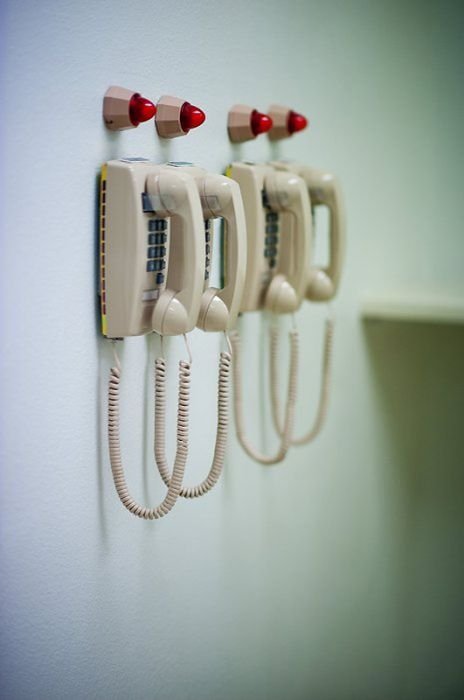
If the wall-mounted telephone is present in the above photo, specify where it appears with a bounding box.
[226,162,312,464]
[269,162,346,445]
[270,163,345,303]
[100,159,205,339]
[100,159,247,516]
[226,162,311,315]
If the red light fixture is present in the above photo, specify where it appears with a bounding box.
[268,104,309,140]
[179,102,206,132]
[129,93,157,126]
[103,86,157,131]
[287,110,308,135]
[228,105,273,142]
[155,95,207,138]
[250,110,273,137]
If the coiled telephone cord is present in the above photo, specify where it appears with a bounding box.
[154,351,232,498]
[229,329,299,465]
[108,344,190,519]
[270,317,334,445]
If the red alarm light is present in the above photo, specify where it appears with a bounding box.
[287,110,308,135]
[251,110,273,136]
[129,93,157,126]
[180,102,206,132]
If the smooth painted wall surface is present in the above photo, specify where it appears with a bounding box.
[1,1,464,699]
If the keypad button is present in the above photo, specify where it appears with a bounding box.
[205,270,209,280]
[148,219,167,231]
[148,247,157,258]
[154,246,166,257]
[269,247,278,257]
[205,244,210,255]
[205,257,210,267]
[149,232,167,244]
[156,272,165,285]
[142,193,155,212]
[266,224,278,234]
[205,232,211,242]
[265,235,277,245]
[153,259,166,271]
[266,212,278,222]
[269,259,277,268]
[147,260,156,272]
[264,249,272,257]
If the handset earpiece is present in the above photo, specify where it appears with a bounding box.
[197,174,246,331]
[145,169,205,335]
[263,171,311,314]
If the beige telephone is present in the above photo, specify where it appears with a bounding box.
[269,162,346,445]
[100,159,204,339]
[227,162,310,314]
[172,165,247,332]
[270,163,345,302]
[151,164,247,499]
[226,162,312,465]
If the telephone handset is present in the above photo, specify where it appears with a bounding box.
[163,165,247,332]
[270,162,345,301]
[226,162,311,315]
[100,159,204,339]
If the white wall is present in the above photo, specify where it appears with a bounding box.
[1,1,464,698]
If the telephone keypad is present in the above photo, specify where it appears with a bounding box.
[263,210,280,267]
[204,219,213,281]
[146,218,168,286]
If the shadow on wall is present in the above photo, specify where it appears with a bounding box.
[363,320,464,700]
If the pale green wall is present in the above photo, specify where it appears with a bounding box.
[1,1,463,698]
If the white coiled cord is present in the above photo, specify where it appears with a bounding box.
[229,328,299,465]
[154,350,231,498]
[270,316,334,445]
[107,343,190,519]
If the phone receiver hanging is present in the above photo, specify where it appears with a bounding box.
[262,170,312,314]
[145,168,205,336]
[303,168,345,302]
[196,173,246,332]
